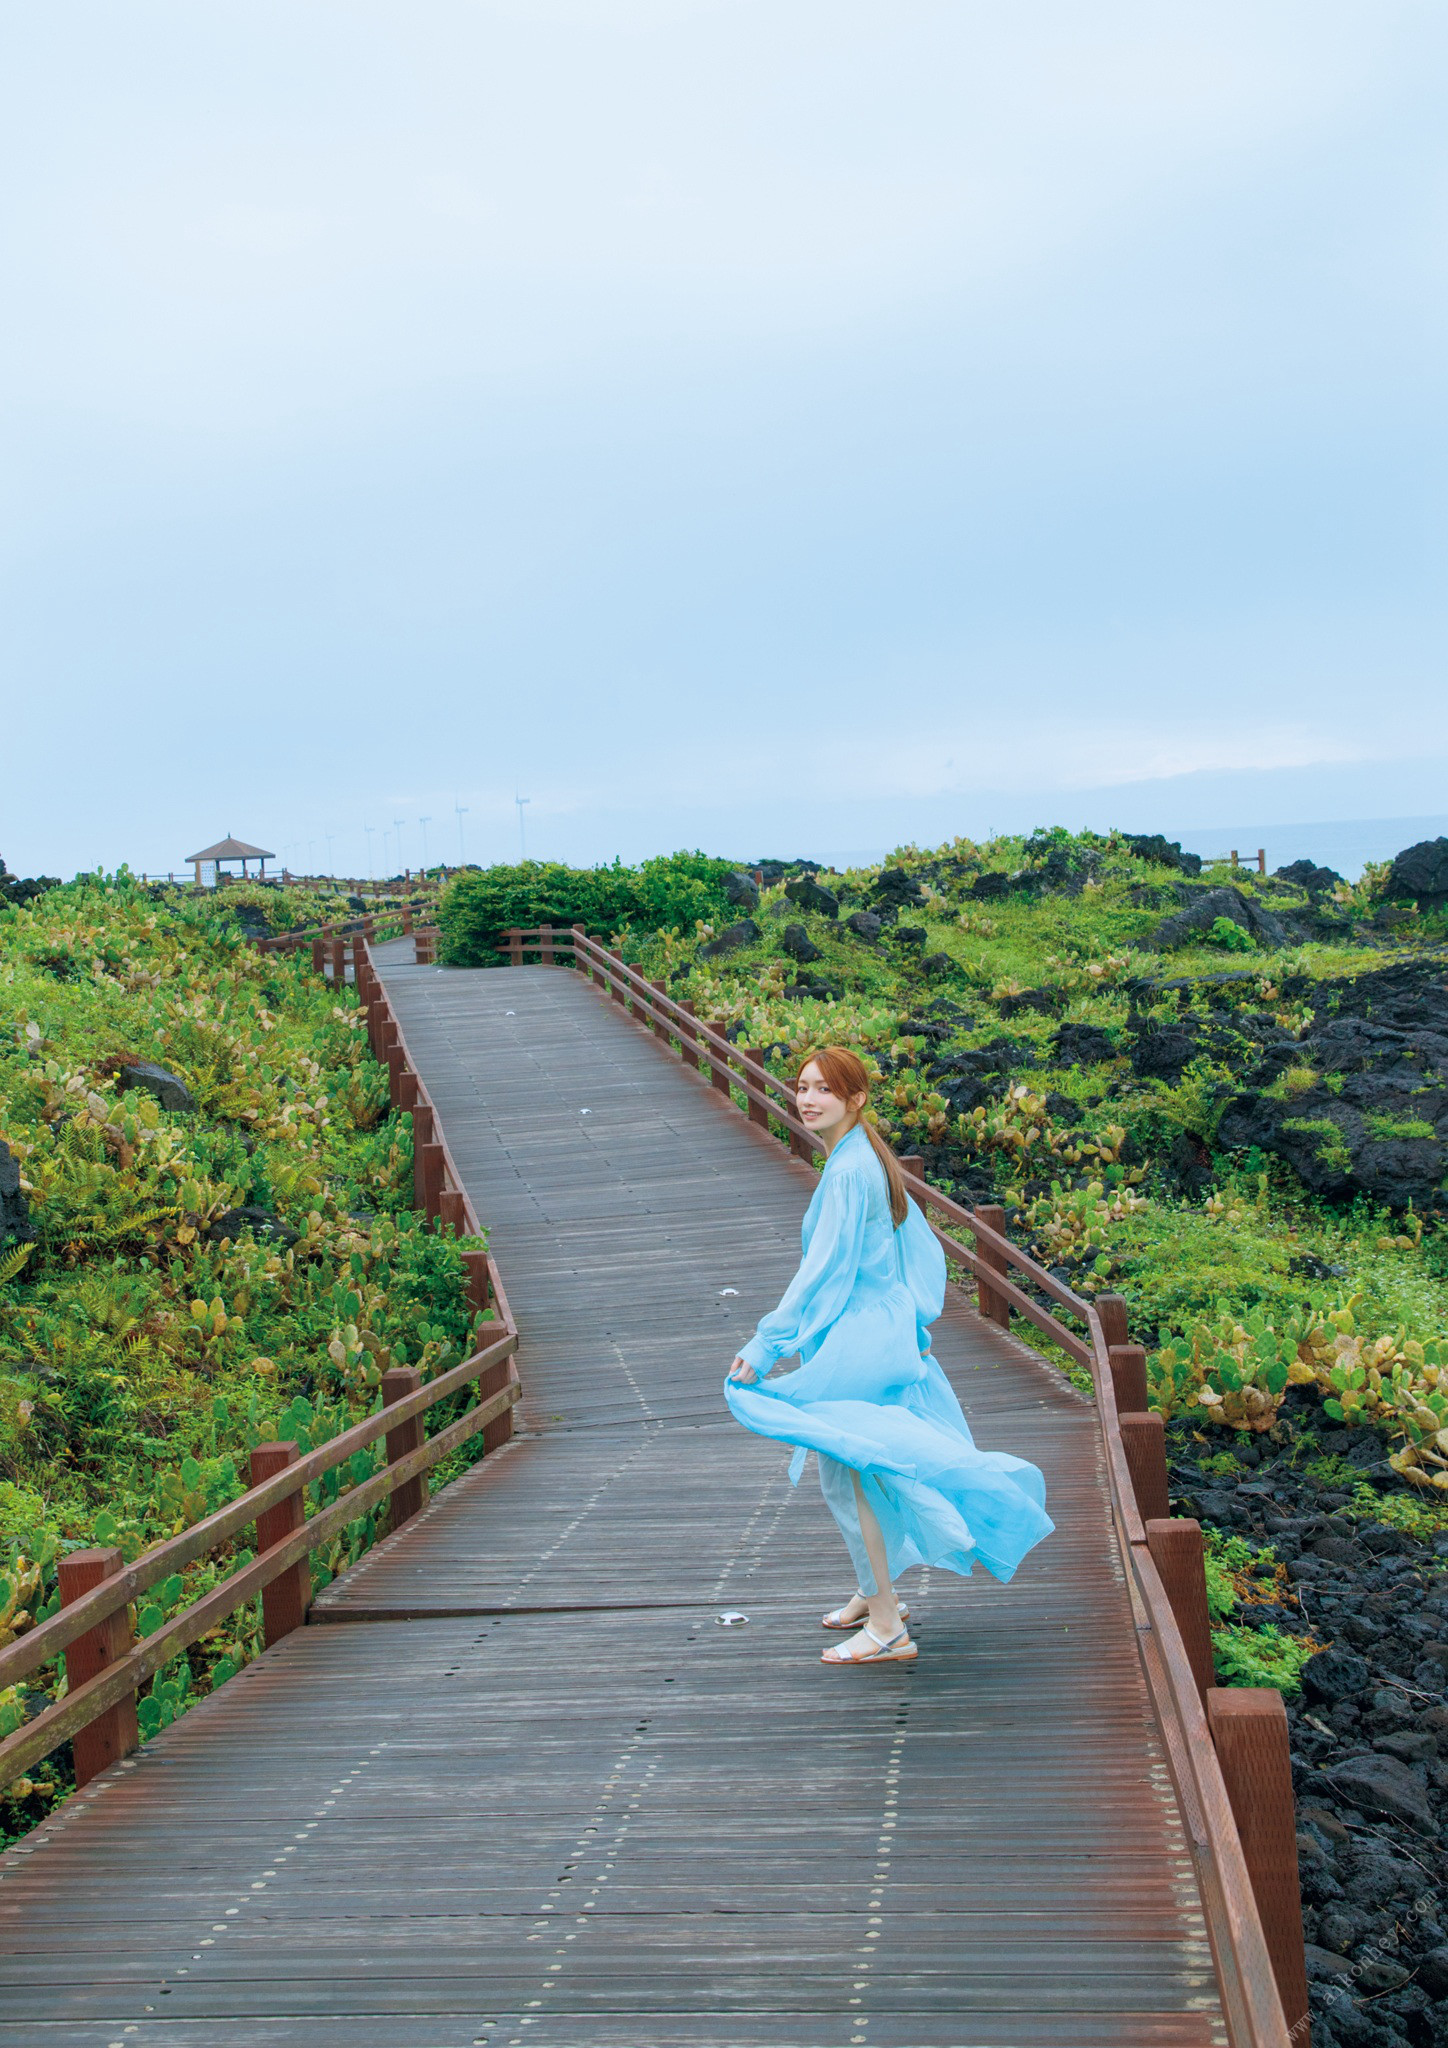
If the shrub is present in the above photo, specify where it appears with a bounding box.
[1204,917,1254,953]
[1211,1621,1319,1692]
[437,853,743,966]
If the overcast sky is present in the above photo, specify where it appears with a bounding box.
[3,1,1444,880]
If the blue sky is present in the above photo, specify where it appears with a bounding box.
[2,1,1444,879]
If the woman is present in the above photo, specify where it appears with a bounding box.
[725,1046,1054,1665]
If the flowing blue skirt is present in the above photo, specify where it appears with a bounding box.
[724,1332,1054,1588]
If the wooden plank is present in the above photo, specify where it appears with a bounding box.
[0,962,1228,2048]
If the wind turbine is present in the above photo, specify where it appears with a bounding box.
[516,795,531,860]
[455,801,469,863]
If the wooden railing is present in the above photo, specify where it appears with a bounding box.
[502,921,1306,2048]
[0,932,517,1797]
[258,905,411,959]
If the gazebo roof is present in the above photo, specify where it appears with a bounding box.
[186,836,275,863]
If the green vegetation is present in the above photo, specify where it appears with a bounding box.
[1201,1529,1320,1693]
[454,829,1447,1492]
[1210,1619,1321,1692]
[0,875,487,1838]
[438,852,744,965]
[1282,1117,1353,1173]
[1365,1114,1436,1142]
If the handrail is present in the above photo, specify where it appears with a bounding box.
[501,920,1299,2048]
[0,929,520,1796]
[0,1332,516,1699]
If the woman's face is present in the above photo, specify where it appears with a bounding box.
[795,1061,865,1140]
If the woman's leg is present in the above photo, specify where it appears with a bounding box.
[817,1456,875,1623]
[851,1472,904,1640]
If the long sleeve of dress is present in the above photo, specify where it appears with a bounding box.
[737,1169,870,1374]
[897,1197,946,1352]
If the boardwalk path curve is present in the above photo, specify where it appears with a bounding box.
[0,957,1225,2047]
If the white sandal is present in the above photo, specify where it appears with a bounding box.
[821,1624,918,1666]
[823,1598,910,1631]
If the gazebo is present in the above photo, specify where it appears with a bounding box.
[185,836,276,887]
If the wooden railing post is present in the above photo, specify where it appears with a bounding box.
[898,1153,923,1179]
[1120,1412,1170,1522]
[1145,1518,1214,1706]
[678,999,700,1070]
[742,1048,770,1128]
[439,1186,466,1236]
[398,1066,419,1112]
[540,923,555,964]
[402,904,413,935]
[972,1204,1012,1328]
[330,935,345,987]
[1206,1689,1309,2039]
[609,947,627,1004]
[1097,1293,1130,1352]
[506,927,523,966]
[310,935,325,975]
[57,1549,138,1785]
[381,1367,426,1532]
[708,1025,732,1095]
[571,923,589,976]
[462,1248,491,1313]
[649,979,670,1043]
[388,1041,407,1109]
[1108,1343,1149,1413]
[249,1442,311,1647]
[412,1103,435,1212]
[419,1141,444,1221]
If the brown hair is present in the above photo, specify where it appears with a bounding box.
[796,1046,908,1228]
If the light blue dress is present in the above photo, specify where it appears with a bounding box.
[724,1125,1054,1591]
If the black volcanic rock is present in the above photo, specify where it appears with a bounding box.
[784,876,839,918]
[871,868,925,911]
[721,871,760,910]
[205,1206,299,1248]
[0,1140,36,1247]
[1302,1648,1373,1704]
[699,918,761,958]
[780,923,822,964]
[1387,836,1448,906]
[117,1061,196,1114]
[1122,833,1203,876]
[1147,885,1288,952]
[1275,858,1344,897]
[1215,956,1448,1208]
[1053,1023,1119,1066]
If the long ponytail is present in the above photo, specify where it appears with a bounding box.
[795,1045,909,1228]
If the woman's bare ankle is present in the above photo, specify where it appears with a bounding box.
[867,1594,903,1637]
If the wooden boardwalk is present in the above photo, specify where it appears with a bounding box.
[0,960,1226,2047]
